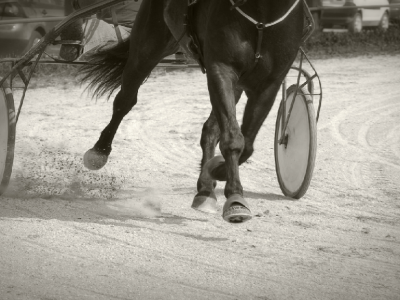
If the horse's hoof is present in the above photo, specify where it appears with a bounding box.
[191,191,218,214]
[222,194,252,223]
[203,155,226,181]
[83,148,108,170]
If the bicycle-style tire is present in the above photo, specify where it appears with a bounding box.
[0,79,16,196]
[274,85,317,199]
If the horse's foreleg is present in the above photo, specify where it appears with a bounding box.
[192,87,242,213]
[205,66,251,223]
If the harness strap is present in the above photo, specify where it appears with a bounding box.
[229,0,300,28]
[230,0,301,62]
[229,0,248,10]
[255,23,264,63]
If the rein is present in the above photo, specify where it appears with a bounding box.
[229,0,301,62]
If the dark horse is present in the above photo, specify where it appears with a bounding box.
[81,0,305,223]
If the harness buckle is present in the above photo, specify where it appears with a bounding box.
[255,23,265,63]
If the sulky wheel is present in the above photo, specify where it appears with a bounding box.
[0,79,16,196]
[274,85,317,199]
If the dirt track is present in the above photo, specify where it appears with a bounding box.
[0,55,399,300]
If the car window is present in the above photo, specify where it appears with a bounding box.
[322,0,346,5]
[0,2,25,18]
[26,0,65,17]
[36,0,63,7]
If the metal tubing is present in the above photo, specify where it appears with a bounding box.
[0,17,65,25]
[280,78,287,145]
[280,51,304,143]
[308,3,400,11]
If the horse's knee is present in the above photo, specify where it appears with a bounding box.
[219,129,244,158]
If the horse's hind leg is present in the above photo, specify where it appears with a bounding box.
[191,111,220,212]
[239,81,283,165]
[83,3,178,170]
[192,87,243,213]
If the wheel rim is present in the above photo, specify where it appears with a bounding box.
[0,83,15,196]
[0,88,9,182]
[274,86,317,198]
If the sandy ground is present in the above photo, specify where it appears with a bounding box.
[0,54,399,300]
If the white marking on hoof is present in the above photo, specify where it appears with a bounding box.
[192,192,218,214]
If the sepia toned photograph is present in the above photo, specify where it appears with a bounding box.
[0,0,399,299]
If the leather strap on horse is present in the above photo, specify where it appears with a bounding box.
[254,23,265,63]
[229,0,302,63]
[185,0,306,69]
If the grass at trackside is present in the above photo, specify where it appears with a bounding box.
[1,25,399,86]
[304,24,400,58]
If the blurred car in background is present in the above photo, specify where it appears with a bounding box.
[389,0,400,23]
[320,0,390,32]
[0,0,65,57]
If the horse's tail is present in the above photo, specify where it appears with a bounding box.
[80,39,130,99]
